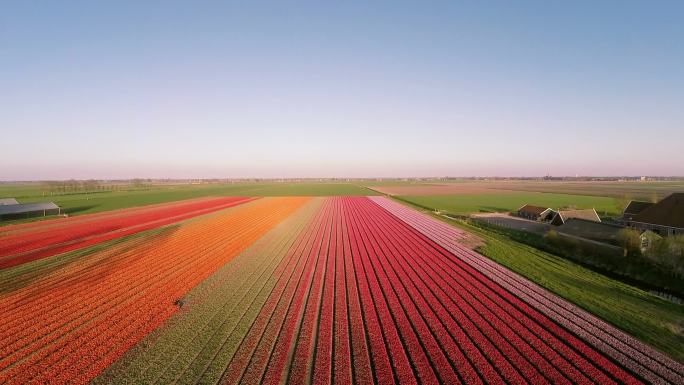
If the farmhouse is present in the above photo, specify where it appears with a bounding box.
[550,209,601,226]
[622,200,654,222]
[516,204,554,221]
[0,201,61,220]
[629,193,684,236]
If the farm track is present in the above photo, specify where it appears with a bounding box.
[0,197,308,384]
[371,196,684,385]
[0,196,255,269]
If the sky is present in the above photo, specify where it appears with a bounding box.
[1,1,683,180]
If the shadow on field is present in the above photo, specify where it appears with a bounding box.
[64,205,99,215]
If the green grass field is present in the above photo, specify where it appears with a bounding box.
[398,191,620,216]
[0,182,377,224]
[395,200,684,362]
[3,179,681,224]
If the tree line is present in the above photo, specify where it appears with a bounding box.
[39,179,150,195]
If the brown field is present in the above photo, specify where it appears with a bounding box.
[368,184,508,196]
[369,180,684,199]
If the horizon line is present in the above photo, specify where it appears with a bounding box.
[2,176,684,183]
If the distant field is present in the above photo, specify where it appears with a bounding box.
[3,179,682,225]
[369,180,684,200]
[357,180,445,187]
[483,180,684,200]
[0,182,377,224]
[369,184,505,195]
[399,192,619,216]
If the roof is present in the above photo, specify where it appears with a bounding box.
[555,209,601,223]
[632,193,684,229]
[0,202,59,216]
[623,200,654,215]
[517,204,551,216]
[0,198,19,205]
[557,218,622,242]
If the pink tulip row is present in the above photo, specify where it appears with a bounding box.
[371,196,684,385]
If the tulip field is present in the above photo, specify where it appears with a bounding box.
[0,196,254,269]
[0,197,682,384]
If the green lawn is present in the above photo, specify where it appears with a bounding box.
[482,180,684,200]
[399,191,619,216]
[395,199,684,362]
[0,182,377,224]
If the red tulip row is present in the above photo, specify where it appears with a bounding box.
[371,196,684,385]
[286,199,337,385]
[331,202,354,385]
[214,197,648,385]
[0,197,308,384]
[0,196,255,269]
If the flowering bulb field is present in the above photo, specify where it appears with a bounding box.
[0,196,254,269]
[0,197,682,384]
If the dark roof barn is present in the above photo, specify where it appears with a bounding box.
[623,200,654,216]
[632,193,684,229]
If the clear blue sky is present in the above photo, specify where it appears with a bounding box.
[1,1,683,180]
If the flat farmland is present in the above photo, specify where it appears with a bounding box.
[0,196,682,384]
[368,180,684,200]
[0,182,377,225]
[477,180,684,200]
[369,184,506,196]
[398,192,619,216]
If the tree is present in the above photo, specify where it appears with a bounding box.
[617,228,641,258]
[647,235,684,277]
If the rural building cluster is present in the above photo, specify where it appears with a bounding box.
[517,204,601,226]
[517,193,684,238]
[515,193,684,254]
